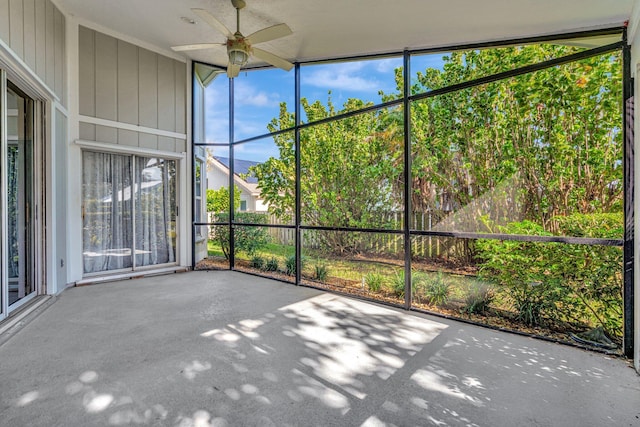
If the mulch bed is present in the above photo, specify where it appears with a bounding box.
[195,257,622,355]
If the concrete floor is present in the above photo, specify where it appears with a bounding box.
[0,271,638,427]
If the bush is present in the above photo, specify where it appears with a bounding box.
[390,270,419,299]
[477,214,623,338]
[391,270,406,298]
[210,212,270,259]
[264,257,279,272]
[463,282,495,315]
[250,256,264,270]
[315,264,329,282]
[365,272,385,292]
[423,272,451,307]
[285,255,305,276]
[477,221,570,327]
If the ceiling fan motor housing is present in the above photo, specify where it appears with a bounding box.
[227,36,250,66]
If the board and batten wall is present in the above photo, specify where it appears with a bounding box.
[0,0,68,294]
[78,26,186,152]
[0,0,66,105]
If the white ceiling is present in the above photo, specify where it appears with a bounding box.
[55,0,634,68]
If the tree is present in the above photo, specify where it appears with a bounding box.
[382,45,622,233]
[210,212,270,260]
[207,185,241,213]
[251,97,403,254]
[252,44,622,256]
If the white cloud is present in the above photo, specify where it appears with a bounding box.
[302,63,380,92]
[374,58,402,74]
[233,118,267,140]
[204,82,230,144]
[234,82,280,107]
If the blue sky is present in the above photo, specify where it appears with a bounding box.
[204,53,446,162]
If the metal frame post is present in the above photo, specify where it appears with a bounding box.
[403,50,412,309]
[229,77,236,269]
[623,27,634,358]
[295,63,302,285]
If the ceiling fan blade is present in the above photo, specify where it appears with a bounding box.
[246,23,292,45]
[227,63,241,79]
[171,43,223,52]
[252,47,294,71]
[192,8,235,40]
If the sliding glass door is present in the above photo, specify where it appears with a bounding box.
[82,151,177,275]
[6,83,35,308]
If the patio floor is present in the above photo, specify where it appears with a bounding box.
[0,270,638,426]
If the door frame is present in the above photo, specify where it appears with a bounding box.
[0,74,45,318]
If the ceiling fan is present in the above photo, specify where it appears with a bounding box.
[172,0,294,78]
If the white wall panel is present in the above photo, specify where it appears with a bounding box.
[23,0,36,70]
[94,32,117,121]
[117,40,139,125]
[9,0,23,58]
[78,27,186,152]
[34,0,46,77]
[45,0,55,90]
[0,0,9,43]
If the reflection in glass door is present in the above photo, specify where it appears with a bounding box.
[6,83,35,308]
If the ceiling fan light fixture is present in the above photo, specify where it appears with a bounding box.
[175,4,293,75]
[228,48,249,66]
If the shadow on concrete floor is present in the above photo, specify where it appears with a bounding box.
[0,270,638,426]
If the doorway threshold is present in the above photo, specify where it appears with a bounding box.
[0,296,55,346]
[75,266,190,286]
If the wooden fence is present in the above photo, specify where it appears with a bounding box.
[259,210,457,258]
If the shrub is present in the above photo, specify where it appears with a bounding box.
[315,264,329,282]
[423,272,451,307]
[390,270,419,299]
[364,272,385,292]
[476,221,569,327]
[264,257,279,272]
[463,282,495,315]
[285,255,305,276]
[477,215,623,338]
[250,256,264,270]
[391,270,406,298]
[210,212,270,259]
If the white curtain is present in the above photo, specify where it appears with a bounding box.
[134,157,176,266]
[82,152,176,274]
[82,152,133,273]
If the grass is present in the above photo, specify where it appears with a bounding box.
[206,241,492,310]
[208,241,293,264]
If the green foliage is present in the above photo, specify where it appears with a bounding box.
[314,263,329,282]
[477,214,623,337]
[285,254,306,276]
[391,270,406,298]
[463,282,495,315]
[365,272,385,292]
[384,46,622,232]
[207,185,241,213]
[264,257,279,272]
[210,212,270,260]
[251,99,402,254]
[477,221,570,327]
[250,256,264,270]
[390,270,420,299]
[422,272,451,307]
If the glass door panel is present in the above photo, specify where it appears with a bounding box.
[6,84,35,307]
[134,157,177,267]
[82,152,178,275]
[82,151,134,274]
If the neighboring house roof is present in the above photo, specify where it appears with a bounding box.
[214,156,259,184]
[209,156,261,197]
